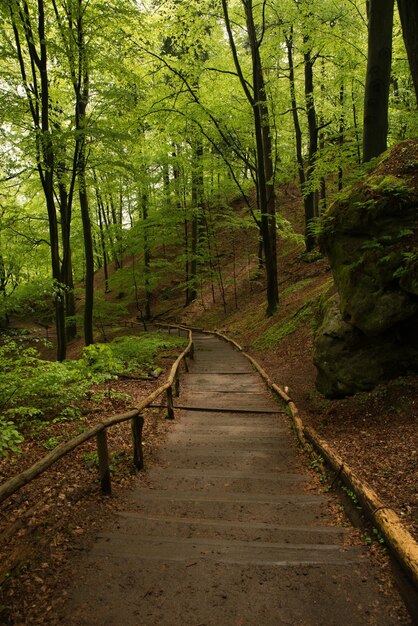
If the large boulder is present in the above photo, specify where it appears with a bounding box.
[314,140,418,397]
[314,296,418,397]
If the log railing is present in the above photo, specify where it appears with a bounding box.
[0,330,193,505]
[202,325,418,595]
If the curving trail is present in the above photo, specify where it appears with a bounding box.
[62,332,409,625]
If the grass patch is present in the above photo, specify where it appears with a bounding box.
[281,278,314,300]
[254,302,313,349]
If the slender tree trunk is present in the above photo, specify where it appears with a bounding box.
[363,0,394,162]
[352,81,362,164]
[222,0,278,316]
[75,1,94,346]
[285,29,305,192]
[96,194,110,293]
[319,59,326,213]
[397,0,418,106]
[57,171,76,340]
[189,138,203,303]
[110,195,123,269]
[303,39,319,252]
[338,84,345,191]
[10,0,66,360]
[142,190,152,320]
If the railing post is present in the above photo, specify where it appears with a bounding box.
[174,371,180,397]
[131,412,144,471]
[166,386,174,419]
[190,341,194,360]
[96,429,112,495]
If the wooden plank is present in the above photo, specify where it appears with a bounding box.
[148,404,282,415]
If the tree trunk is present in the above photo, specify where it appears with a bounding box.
[338,84,345,191]
[243,1,278,315]
[397,0,418,106]
[75,1,94,346]
[363,0,394,162]
[189,138,204,303]
[142,190,152,320]
[10,0,66,360]
[285,29,305,192]
[303,39,319,252]
[222,0,278,316]
[57,170,76,340]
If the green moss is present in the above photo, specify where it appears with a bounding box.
[366,174,411,197]
[281,278,314,299]
[254,302,313,349]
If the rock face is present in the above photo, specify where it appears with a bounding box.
[314,140,418,397]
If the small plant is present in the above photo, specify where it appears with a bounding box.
[310,455,324,472]
[83,451,99,469]
[91,390,132,403]
[362,527,385,547]
[42,435,62,450]
[361,239,383,251]
[0,418,24,457]
[340,483,361,508]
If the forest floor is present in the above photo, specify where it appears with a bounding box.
[0,186,417,623]
[0,335,184,624]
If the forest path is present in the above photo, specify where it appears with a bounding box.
[61,333,406,625]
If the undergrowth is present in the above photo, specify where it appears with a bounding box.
[254,302,313,349]
[0,331,185,457]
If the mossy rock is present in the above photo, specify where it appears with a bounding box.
[319,140,418,336]
[314,141,418,396]
[313,296,418,398]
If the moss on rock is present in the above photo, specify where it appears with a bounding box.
[314,140,418,396]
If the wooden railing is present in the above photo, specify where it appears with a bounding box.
[0,329,193,504]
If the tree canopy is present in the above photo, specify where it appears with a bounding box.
[0,0,417,354]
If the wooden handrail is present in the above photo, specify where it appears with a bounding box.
[0,330,193,505]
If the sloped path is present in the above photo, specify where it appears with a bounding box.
[62,333,407,625]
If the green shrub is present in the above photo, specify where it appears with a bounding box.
[0,418,24,457]
[0,332,186,455]
[81,332,186,377]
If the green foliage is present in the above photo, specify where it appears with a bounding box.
[371,527,386,545]
[82,332,185,376]
[0,417,24,457]
[42,435,62,450]
[254,302,313,349]
[1,278,58,325]
[361,239,383,251]
[281,278,314,299]
[91,390,132,403]
[0,340,93,421]
[393,250,418,280]
[0,332,185,456]
[366,175,411,199]
[83,451,99,469]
